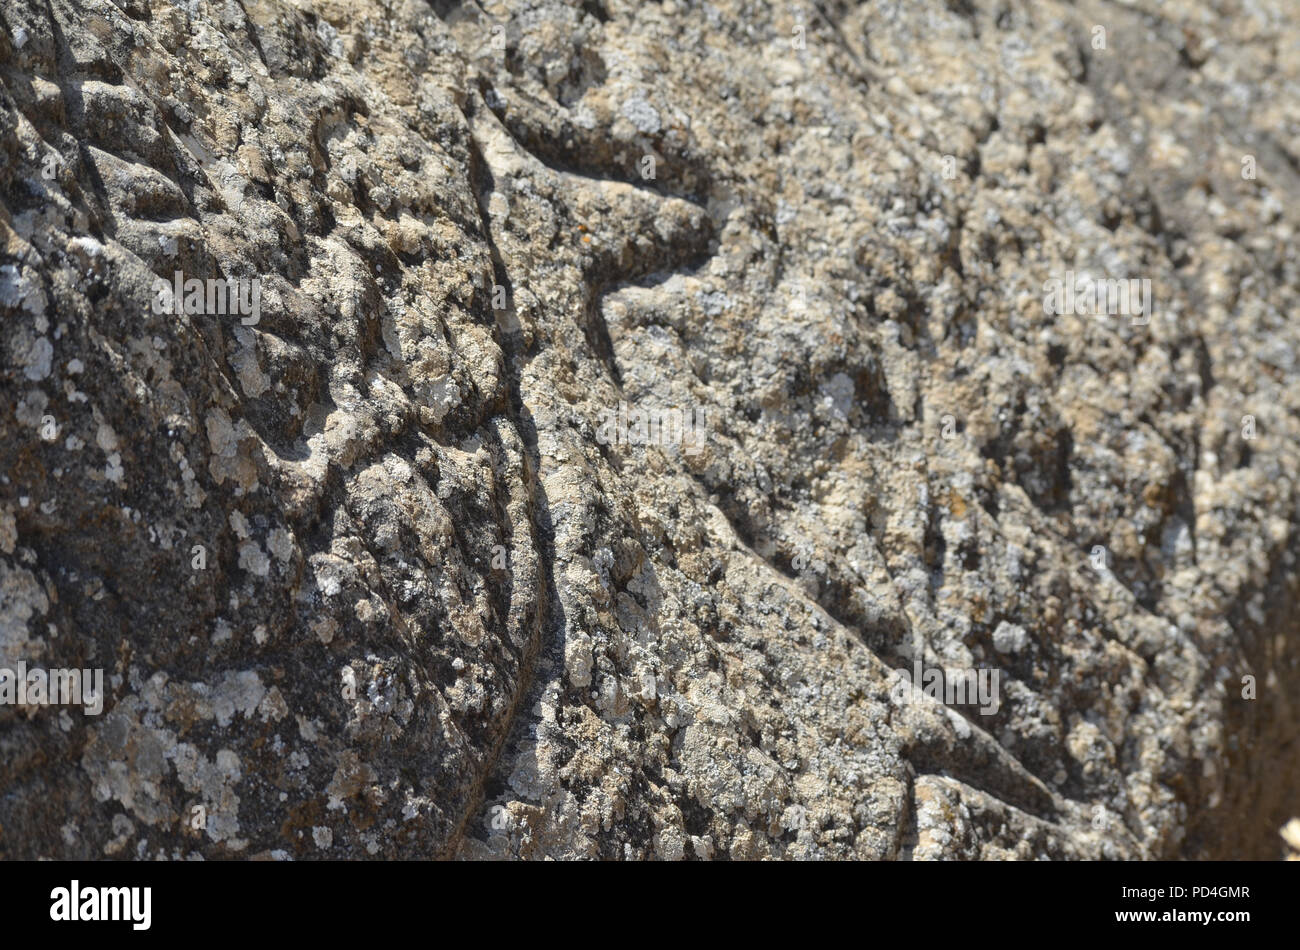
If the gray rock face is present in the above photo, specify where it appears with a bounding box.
[1,0,1298,860]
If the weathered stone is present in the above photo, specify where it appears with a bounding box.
[1,0,1298,860]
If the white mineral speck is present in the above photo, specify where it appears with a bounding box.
[23,337,53,381]
[622,97,662,134]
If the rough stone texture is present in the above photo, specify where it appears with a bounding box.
[1,0,1299,860]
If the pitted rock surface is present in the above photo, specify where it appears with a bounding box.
[1,0,1298,859]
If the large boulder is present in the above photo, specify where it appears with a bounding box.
[1,0,1298,859]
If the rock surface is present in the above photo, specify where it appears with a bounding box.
[2,0,1299,859]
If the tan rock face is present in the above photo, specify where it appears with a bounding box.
[1,0,1298,859]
